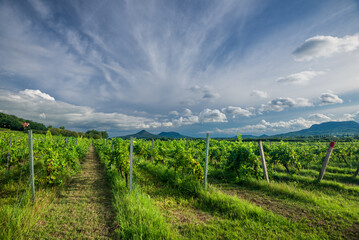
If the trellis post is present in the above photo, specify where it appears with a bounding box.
[318,142,335,182]
[258,141,269,183]
[28,131,35,202]
[129,137,133,193]
[204,133,210,190]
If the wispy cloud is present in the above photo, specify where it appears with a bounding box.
[276,71,324,85]
[251,90,268,99]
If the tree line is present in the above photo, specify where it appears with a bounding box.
[0,112,108,139]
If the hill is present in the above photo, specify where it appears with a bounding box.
[0,112,47,131]
[119,130,191,139]
[120,130,164,139]
[0,112,107,138]
[274,121,359,137]
[158,131,189,138]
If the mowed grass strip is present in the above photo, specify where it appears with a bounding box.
[137,161,335,239]
[211,175,359,240]
[26,145,116,239]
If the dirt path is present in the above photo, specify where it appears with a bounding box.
[28,145,116,239]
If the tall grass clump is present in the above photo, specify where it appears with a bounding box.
[96,148,177,239]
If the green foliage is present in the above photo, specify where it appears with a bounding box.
[226,142,261,179]
[86,129,108,139]
[0,130,90,185]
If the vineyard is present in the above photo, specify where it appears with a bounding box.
[0,130,91,239]
[93,137,359,239]
[1,130,359,239]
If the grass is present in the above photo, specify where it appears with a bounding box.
[97,151,177,239]
[0,158,57,239]
[135,161,347,239]
[25,145,115,239]
[209,173,359,239]
[0,187,56,240]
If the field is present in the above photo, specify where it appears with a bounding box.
[1,130,359,239]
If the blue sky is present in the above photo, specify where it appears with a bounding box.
[1,0,359,137]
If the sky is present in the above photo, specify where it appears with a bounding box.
[1,0,359,138]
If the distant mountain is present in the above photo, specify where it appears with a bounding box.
[121,130,164,139]
[158,131,189,139]
[274,121,359,137]
[119,130,191,139]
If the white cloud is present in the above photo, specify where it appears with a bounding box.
[0,89,167,130]
[198,109,227,123]
[216,118,317,134]
[251,90,268,99]
[20,89,55,101]
[308,113,332,122]
[39,113,46,119]
[259,97,313,112]
[169,110,179,116]
[170,108,227,126]
[339,111,359,121]
[172,116,199,127]
[182,108,193,117]
[276,71,324,85]
[293,34,359,61]
[320,92,343,104]
[222,106,253,118]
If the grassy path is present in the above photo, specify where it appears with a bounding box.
[27,144,116,239]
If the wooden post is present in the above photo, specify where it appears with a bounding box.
[7,137,12,171]
[28,131,35,203]
[204,133,210,190]
[258,141,269,183]
[129,137,133,193]
[65,138,68,145]
[318,142,335,182]
[152,139,154,149]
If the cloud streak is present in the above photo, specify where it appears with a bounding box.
[276,71,324,85]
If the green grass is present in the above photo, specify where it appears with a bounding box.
[209,175,359,239]
[25,146,115,239]
[135,161,349,239]
[0,181,56,239]
[97,154,177,239]
[0,159,57,239]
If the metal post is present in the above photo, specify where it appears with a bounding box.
[318,142,335,182]
[258,141,269,183]
[28,130,35,203]
[7,137,12,171]
[152,138,154,149]
[204,133,210,190]
[129,137,133,193]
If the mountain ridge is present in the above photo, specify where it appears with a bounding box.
[273,121,359,137]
